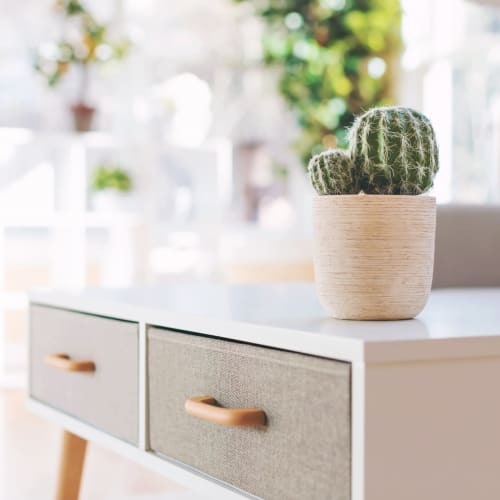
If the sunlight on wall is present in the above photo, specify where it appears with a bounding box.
[153,73,212,147]
[0,161,54,212]
[401,0,500,203]
[423,62,453,202]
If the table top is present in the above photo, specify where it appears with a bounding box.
[30,284,500,364]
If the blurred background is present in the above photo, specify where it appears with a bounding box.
[1,0,500,495]
[2,0,500,383]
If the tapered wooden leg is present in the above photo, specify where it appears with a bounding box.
[55,431,87,500]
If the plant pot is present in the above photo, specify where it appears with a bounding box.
[92,190,131,212]
[70,103,96,132]
[312,194,436,320]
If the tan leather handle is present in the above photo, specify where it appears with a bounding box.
[45,353,96,373]
[185,396,266,427]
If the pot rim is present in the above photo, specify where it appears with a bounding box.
[313,193,435,199]
[71,103,96,113]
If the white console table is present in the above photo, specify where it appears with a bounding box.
[27,284,500,500]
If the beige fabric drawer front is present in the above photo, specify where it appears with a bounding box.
[148,328,351,500]
[30,305,138,444]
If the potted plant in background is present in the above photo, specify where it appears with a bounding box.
[235,0,401,164]
[91,163,133,212]
[309,106,439,320]
[34,0,130,132]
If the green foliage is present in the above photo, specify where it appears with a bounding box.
[308,148,356,194]
[350,106,439,194]
[309,106,439,195]
[34,1,130,89]
[57,0,85,15]
[234,0,401,165]
[91,165,132,193]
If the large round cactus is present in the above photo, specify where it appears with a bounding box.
[349,106,439,195]
[308,149,357,195]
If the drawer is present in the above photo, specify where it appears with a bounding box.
[30,305,138,444]
[148,328,351,500]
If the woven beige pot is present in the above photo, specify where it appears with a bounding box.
[312,194,436,320]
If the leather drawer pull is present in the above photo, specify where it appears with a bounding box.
[185,396,266,427]
[45,353,96,373]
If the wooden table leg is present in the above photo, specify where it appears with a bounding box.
[56,430,87,500]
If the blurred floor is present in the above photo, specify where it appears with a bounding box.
[0,390,191,500]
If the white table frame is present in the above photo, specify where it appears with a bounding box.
[28,285,500,500]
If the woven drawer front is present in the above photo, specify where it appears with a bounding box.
[148,327,351,500]
[30,305,139,444]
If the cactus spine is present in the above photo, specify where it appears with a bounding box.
[308,106,439,196]
[308,149,357,195]
[349,106,439,195]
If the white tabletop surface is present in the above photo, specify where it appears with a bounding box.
[29,284,500,363]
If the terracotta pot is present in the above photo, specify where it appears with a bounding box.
[70,103,96,132]
[312,194,436,320]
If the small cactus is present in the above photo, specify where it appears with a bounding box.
[308,149,357,195]
[308,106,439,196]
[349,106,439,195]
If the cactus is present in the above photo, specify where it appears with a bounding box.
[349,106,439,195]
[308,149,358,195]
[308,106,439,196]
